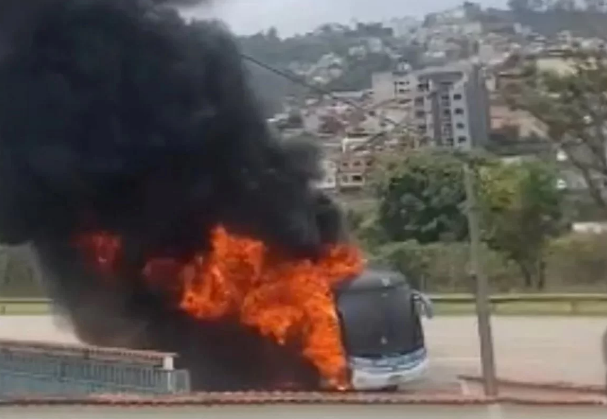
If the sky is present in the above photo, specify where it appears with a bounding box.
[182,0,508,37]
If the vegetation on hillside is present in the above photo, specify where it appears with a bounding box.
[372,151,468,244]
[347,150,575,292]
[505,0,607,37]
[478,160,564,289]
[236,26,423,113]
[505,49,607,214]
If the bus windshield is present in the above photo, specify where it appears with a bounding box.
[336,284,422,359]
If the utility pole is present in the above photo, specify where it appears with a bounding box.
[463,162,498,397]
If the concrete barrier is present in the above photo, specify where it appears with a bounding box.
[430,294,607,314]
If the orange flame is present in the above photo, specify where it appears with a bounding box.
[179,226,363,387]
[73,225,364,388]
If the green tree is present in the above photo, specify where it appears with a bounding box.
[266,27,279,41]
[583,0,606,12]
[369,151,567,290]
[553,0,577,10]
[529,0,546,11]
[463,2,483,18]
[505,51,607,213]
[479,160,564,289]
[373,150,468,244]
[508,0,532,12]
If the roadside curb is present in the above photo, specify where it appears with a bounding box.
[459,374,606,396]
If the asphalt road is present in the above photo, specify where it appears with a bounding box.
[424,316,606,387]
[0,315,605,386]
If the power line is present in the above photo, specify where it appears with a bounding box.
[240,52,400,126]
[240,52,419,150]
[353,114,415,151]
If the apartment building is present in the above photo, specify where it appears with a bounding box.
[312,153,373,193]
[337,153,374,191]
[371,62,490,150]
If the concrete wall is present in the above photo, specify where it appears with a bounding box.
[0,404,605,419]
[371,72,397,105]
[465,65,490,149]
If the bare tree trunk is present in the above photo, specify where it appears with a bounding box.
[536,258,547,291]
[517,261,533,289]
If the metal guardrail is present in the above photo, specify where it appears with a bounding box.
[1,294,607,315]
[430,293,607,303]
[0,367,191,398]
[0,338,176,367]
[0,339,191,397]
[0,298,49,315]
[429,293,607,314]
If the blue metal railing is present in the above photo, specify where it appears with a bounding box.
[0,346,191,397]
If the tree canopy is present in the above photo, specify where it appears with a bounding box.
[479,160,564,289]
[369,150,564,290]
[373,150,468,244]
[506,50,607,212]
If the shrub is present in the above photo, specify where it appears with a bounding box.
[368,240,520,293]
[546,232,607,291]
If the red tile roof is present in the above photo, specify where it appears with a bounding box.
[0,391,605,408]
[460,375,606,395]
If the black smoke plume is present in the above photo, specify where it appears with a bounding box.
[0,0,347,390]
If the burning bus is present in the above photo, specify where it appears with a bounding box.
[334,269,432,390]
[0,0,432,393]
[32,225,433,392]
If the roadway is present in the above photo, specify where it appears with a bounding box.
[0,315,605,386]
[424,316,606,387]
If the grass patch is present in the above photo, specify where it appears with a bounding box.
[0,303,51,315]
[2,300,607,317]
[434,300,607,316]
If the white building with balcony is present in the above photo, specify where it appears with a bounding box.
[371,62,490,150]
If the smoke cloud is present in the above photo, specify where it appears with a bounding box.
[0,0,346,390]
